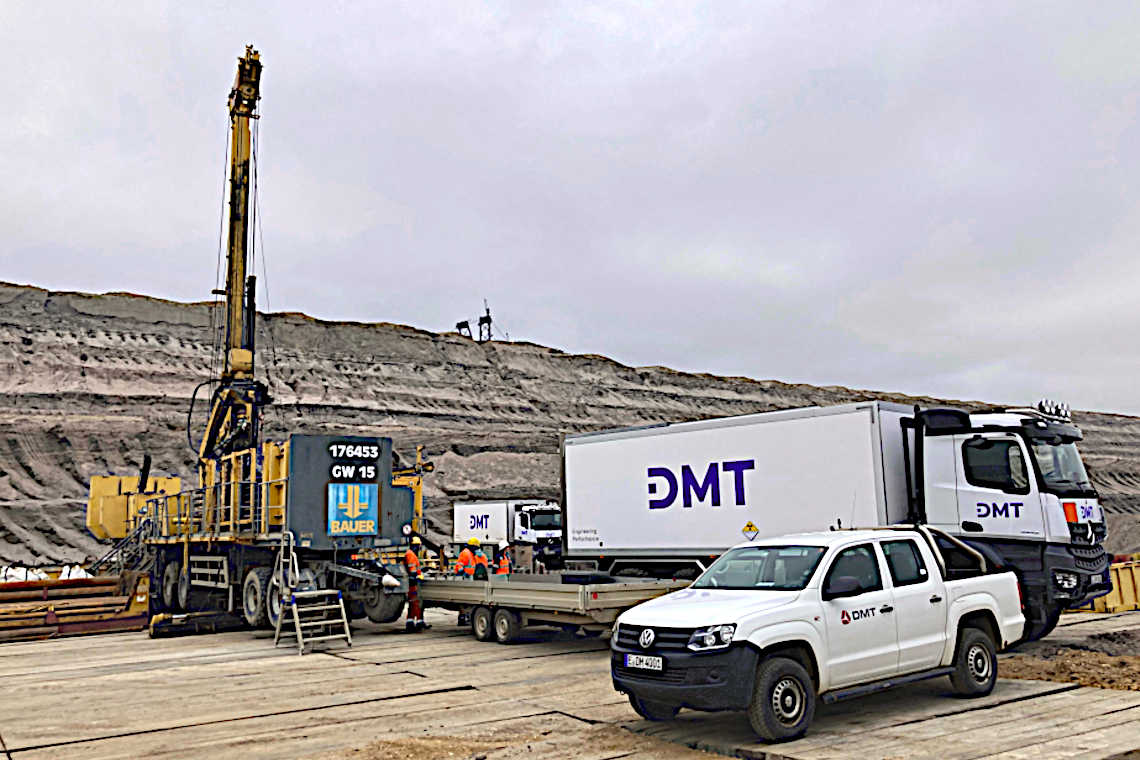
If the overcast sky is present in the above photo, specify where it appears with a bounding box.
[3,2,1139,414]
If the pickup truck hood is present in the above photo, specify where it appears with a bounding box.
[618,587,798,628]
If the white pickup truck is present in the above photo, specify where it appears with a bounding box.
[611,527,1025,742]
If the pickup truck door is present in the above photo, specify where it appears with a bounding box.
[880,538,947,673]
[820,543,898,687]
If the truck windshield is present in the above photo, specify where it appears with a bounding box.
[1030,440,1094,495]
[529,512,562,530]
[691,546,826,591]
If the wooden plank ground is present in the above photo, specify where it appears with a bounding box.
[0,610,1137,759]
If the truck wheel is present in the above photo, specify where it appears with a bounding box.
[472,606,494,641]
[363,588,406,624]
[162,560,181,610]
[950,627,997,697]
[493,609,521,644]
[747,656,816,742]
[628,693,679,721]
[242,567,272,628]
[176,569,191,610]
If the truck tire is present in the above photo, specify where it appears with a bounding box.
[949,626,997,697]
[472,606,494,641]
[242,567,272,628]
[161,560,181,610]
[493,608,521,644]
[176,569,191,610]
[363,589,406,624]
[747,656,816,742]
[628,693,679,721]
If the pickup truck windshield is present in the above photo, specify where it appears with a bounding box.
[529,512,561,530]
[1030,440,1094,495]
[692,545,826,591]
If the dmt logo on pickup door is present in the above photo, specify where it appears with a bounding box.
[647,460,755,509]
[840,608,875,625]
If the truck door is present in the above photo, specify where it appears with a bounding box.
[821,543,898,687]
[880,538,946,673]
[953,434,1043,539]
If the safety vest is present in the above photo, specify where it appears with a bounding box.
[473,551,489,570]
[495,553,510,575]
[455,548,475,576]
[404,549,420,578]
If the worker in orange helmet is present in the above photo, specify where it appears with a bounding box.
[404,537,427,632]
[495,540,511,576]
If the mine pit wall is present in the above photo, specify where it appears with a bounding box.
[2,280,1139,564]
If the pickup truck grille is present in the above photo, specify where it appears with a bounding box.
[613,664,686,684]
[614,624,694,652]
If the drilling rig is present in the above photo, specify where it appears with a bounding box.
[86,46,426,634]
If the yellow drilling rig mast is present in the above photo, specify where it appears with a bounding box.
[86,46,428,634]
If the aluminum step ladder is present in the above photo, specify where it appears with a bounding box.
[273,588,352,655]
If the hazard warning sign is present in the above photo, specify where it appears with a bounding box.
[742,521,759,541]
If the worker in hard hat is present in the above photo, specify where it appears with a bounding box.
[455,538,478,578]
[495,540,511,576]
[455,538,479,626]
[404,537,427,632]
[472,541,490,581]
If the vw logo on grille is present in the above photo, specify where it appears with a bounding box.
[639,628,656,649]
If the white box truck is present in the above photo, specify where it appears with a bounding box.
[452,500,563,566]
[561,400,1110,640]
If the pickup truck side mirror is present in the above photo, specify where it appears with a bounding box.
[822,575,862,601]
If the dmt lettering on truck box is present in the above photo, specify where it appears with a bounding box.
[976,502,1023,519]
[647,460,755,509]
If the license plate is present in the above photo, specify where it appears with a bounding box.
[624,654,664,671]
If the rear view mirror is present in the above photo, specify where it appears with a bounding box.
[822,575,861,601]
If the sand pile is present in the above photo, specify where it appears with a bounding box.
[2,281,1138,564]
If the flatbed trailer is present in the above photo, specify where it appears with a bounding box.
[418,575,689,643]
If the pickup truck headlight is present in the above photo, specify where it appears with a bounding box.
[687,624,736,651]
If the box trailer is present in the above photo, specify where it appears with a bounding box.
[562,401,1110,640]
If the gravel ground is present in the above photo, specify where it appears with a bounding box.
[1001,626,1140,691]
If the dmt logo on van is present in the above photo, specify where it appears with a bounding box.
[841,607,875,625]
[647,460,755,509]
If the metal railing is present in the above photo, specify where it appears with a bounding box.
[137,477,288,541]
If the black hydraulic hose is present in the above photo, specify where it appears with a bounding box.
[186,379,221,454]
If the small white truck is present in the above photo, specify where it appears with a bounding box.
[611,527,1024,742]
[452,500,563,567]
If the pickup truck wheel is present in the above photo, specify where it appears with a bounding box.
[628,693,679,721]
[950,627,997,697]
[747,656,816,742]
[472,606,494,641]
[493,608,521,644]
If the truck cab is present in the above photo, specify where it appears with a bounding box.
[910,400,1109,637]
[612,528,1024,742]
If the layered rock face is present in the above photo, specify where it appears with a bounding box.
[2,281,1138,564]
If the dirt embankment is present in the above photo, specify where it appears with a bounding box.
[3,280,1140,564]
[1001,625,1140,690]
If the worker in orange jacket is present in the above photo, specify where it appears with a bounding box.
[472,544,490,580]
[455,538,480,626]
[455,538,478,578]
[404,537,427,632]
[495,540,511,575]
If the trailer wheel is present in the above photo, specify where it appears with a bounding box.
[242,567,273,628]
[949,626,997,697]
[746,656,815,742]
[493,609,521,644]
[162,559,181,610]
[628,693,679,721]
[472,606,493,641]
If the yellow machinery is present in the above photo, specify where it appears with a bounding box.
[85,47,427,634]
